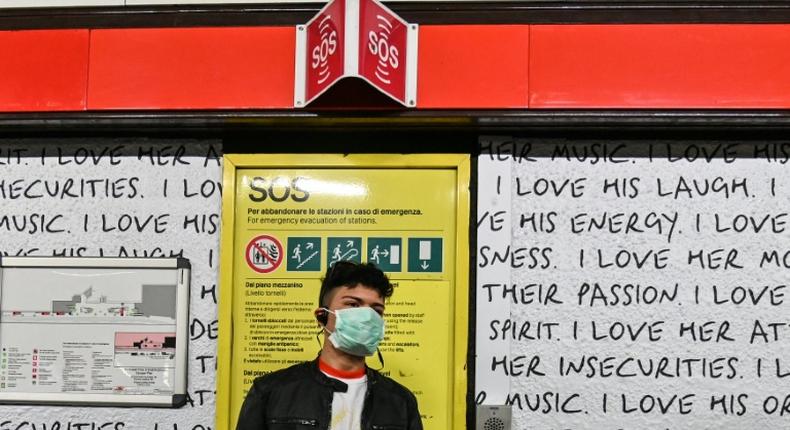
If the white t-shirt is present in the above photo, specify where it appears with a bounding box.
[320,366,368,430]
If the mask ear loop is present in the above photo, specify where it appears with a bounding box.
[315,329,324,356]
[374,348,385,370]
[314,308,330,355]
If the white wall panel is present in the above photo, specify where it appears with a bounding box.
[478,138,790,429]
[0,138,221,430]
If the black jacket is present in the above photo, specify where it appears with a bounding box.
[236,359,423,430]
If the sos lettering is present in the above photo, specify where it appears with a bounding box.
[249,177,310,203]
[367,31,399,69]
[311,30,337,69]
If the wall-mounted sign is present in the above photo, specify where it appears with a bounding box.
[300,0,346,103]
[294,0,418,107]
[216,154,469,430]
[358,0,412,103]
[0,257,191,407]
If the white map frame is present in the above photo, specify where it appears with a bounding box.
[0,257,190,407]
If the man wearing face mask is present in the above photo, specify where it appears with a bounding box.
[236,261,423,430]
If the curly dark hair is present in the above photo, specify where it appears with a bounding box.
[318,261,394,307]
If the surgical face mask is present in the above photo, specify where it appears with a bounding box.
[322,307,385,357]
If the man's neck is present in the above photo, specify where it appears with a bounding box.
[320,339,366,372]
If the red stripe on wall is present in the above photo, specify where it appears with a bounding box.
[0,30,89,112]
[530,24,790,108]
[418,25,529,108]
[1,24,789,112]
[87,27,295,110]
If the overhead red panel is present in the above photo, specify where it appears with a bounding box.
[4,24,789,112]
[530,24,790,108]
[0,30,89,112]
[418,25,529,108]
[88,27,295,110]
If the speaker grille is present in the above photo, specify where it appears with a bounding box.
[483,417,505,430]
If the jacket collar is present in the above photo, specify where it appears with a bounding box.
[310,358,380,392]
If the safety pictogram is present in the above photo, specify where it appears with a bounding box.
[407,237,442,273]
[327,237,362,266]
[367,237,401,272]
[287,237,322,271]
[246,235,284,273]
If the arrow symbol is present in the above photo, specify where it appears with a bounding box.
[306,243,314,250]
[381,250,389,257]
[421,261,429,270]
[346,240,354,247]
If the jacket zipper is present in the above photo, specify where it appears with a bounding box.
[268,418,318,426]
[324,388,333,430]
[361,375,373,429]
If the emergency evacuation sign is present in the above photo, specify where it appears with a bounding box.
[294,0,418,107]
[216,155,470,430]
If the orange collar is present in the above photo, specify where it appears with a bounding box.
[319,358,366,379]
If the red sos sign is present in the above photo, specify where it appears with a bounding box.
[359,0,409,104]
[295,0,417,107]
[302,0,345,103]
[311,26,338,76]
[367,25,399,71]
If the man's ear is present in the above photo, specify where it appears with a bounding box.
[315,308,329,326]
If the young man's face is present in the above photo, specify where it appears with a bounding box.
[323,283,385,332]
